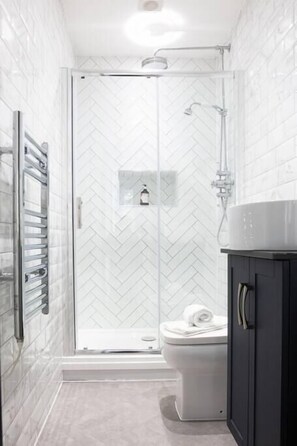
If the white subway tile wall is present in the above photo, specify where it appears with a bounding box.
[0,0,73,445]
[231,0,297,203]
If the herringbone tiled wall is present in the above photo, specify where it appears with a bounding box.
[74,57,228,337]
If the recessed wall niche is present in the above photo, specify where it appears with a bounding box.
[118,170,177,206]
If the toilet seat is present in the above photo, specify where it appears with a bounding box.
[160,321,227,345]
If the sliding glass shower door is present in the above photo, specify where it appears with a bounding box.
[72,67,233,353]
[73,74,160,351]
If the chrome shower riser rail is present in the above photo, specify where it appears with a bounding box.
[0,111,49,341]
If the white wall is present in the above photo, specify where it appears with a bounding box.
[74,57,229,343]
[0,1,73,445]
[231,0,297,203]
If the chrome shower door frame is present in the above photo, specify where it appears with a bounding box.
[69,68,237,355]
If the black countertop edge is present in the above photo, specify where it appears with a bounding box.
[221,249,297,260]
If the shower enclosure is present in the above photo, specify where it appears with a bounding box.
[71,62,234,353]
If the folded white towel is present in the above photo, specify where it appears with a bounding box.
[183,304,213,327]
[164,316,227,337]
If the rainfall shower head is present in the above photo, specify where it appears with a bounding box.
[141,44,231,71]
[184,102,227,116]
[141,56,168,70]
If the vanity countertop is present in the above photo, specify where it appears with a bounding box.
[221,249,297,260]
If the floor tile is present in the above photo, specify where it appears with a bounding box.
[37,381,236,446]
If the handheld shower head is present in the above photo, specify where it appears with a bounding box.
[184,102,202,116]
[184,108,193,116]
[184,102,227,116]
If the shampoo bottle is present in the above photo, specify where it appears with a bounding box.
[140,184,149,205]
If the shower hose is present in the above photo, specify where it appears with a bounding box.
[217,197,229,247]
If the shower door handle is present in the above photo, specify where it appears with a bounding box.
[77,197,82,229]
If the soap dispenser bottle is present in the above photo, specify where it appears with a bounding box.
[140,184,149,205]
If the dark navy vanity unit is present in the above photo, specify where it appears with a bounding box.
[222,250,297,446]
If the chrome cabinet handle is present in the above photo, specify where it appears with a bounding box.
[241,285,250,330]
[237,283,243,326]
[77,197,82,229]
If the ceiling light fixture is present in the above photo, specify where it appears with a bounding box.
[124,9,184,48]
[141,0,163,11]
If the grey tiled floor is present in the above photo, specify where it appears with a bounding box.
[37,381,236,446]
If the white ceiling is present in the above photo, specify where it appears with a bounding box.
[62,0,245,57]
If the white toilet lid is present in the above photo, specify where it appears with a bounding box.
[160,321,227,345]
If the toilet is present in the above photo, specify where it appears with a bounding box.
[160,321,227,421]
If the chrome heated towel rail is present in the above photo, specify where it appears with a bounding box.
[0,111,49,342]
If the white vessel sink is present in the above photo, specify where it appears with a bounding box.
[228,200,297,250]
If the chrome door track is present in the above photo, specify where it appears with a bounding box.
[77,348,161,355]
[101,348,161,354]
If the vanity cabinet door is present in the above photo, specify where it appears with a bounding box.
[227,253,297,446]
[250,258,284,446]
[228,256,287,446]
[227,255,251,446]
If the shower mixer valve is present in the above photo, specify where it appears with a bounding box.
[211,170,234,199]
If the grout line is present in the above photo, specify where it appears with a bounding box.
[33,381,63,446]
